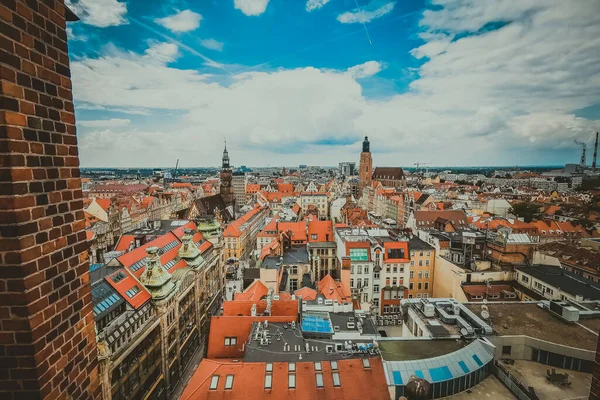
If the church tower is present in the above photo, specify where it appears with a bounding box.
[220,141,235,209]
[359,136,373,191]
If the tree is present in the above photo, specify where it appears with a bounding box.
[509,201,541,223]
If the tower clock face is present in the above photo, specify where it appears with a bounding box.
[222,181,230,187]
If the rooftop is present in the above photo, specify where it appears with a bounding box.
[517,265,600,300]
[262,246,310,269]
[465,302,599,351]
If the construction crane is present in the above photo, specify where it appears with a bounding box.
[574,140,586,168]
[173,159,179,178]
[414,162,430,173]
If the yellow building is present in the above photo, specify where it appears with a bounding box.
[408,236,435,299]
[223,205,269,260]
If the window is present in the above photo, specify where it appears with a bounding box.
[419,251,424,256]
[373,298,379,307]
[426,251,431,256]
[409,283,414,290]
[418,283,422,290]
[392,277,397,285]
[424,282,429,290]
[410,251,415,257]
[357,265,362,274]
[374,284,380,293]
[426,260,430,266]
[393,266,398,273]
[418,271,423,279]
[546,288,554,296]
[521,275,529,283]
[425,271,430,278]
[311,234,317,240]
[314,362,322,371]
[316,372,324,388]
[290,279,298,291]
[331,361,338,370]
[351,265,355,274]
[357,278,362,288]
[266,363,273,372]
[384,305,390,313]
[288,374,296,389]
[126,286,141,298]
[350,278,354,288]
[332,372,341,387]
[364,278,369,288]
[288,362,296,372]
[408,294,413,299]
[264,374,272,389]
[364,266,369,274]
[290,266,298,275]
[209,375,219,390]
[362,358,371,369]
[384,291,390,300]
[410,271,414,279]
[419,260,423,266]
[423,293,428,298]
[224,337,237,346]
[502,346,512,355]
[224,375,234,390]
[410,260,414,266]
[374,271,380,279]
[417,294,422,298]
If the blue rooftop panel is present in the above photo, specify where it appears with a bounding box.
[472,354,483,367]
[429,366,453,382]
[458,361,470,374]
[414,370,424,379]
[392,371,403,385]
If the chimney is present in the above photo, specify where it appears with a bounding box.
[594,132,599,172]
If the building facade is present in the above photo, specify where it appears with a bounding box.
[219,143,234,210]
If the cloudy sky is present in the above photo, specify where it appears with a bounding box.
[66,0,600,168]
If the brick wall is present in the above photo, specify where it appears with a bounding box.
[0,1,99,399]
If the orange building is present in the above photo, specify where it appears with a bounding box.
[408,236,435,299]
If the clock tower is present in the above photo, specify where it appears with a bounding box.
[220,141,235,209]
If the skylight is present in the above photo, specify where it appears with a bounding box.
[316,372,324,388]
[332,372,341,387]
[288,362,295,372]
[288,374,296,389]
[224,375,234,390]
[209,375,219,390]
[264,374,272,389]
[330,360,338,370]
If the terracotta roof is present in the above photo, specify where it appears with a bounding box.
[246,183,261,193]
[372,167,405,180]
[383,241,410,263]
[414,210,469,229]
[294,287,317,301]
[544,205,561,215]
[95,197,111,211]
[222,300,298,317]
[318,274,351,304]
[172,182,193,188]
[206,315,297,359]
[292,203,301,215]
[114,235,136,252]
[235,280,269,301]
[307,220,333,242]
[105,268,151,309]
[182,357,389,400]
[224,206,264,238]
[278,183,294,193]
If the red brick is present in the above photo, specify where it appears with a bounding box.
[3,111,27,126]
[1,81,24,99]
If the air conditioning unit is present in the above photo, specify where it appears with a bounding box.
[423,303,435,317]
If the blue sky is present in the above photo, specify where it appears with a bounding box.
[65,0,600,168]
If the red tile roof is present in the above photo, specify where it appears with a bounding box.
[383,241,410,263]
[222,300,298,317]
[308,220,333,242]
[278,183,294,193]
[294,287,317,301]
[224,206,264,238]
[95,197,111,211]
[105,268,150,309]
[172,182,193,188]
[235,280,269,301]
[182,357,389,400]
[318,274,351,304]
[114,235,136,252]
[206,315,297,359]
[414,210,469,229]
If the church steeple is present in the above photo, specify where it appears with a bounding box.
[362,136,370,153]
[222,140,230,169]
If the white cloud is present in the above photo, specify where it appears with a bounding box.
[79,118,131,128]
[306,0,330,12]
[234,0,270,16]
[66,27,87,42]
[347,61,384,79]
[200,39,224,52]
[337,1,396,24]
[65,0,127,27]
[144,42,179,63]
[72,1,600,167]
[155,10,202,33]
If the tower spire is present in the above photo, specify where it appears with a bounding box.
[222,138,230,169]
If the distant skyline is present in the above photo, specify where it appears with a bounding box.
[66,0,600,168]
